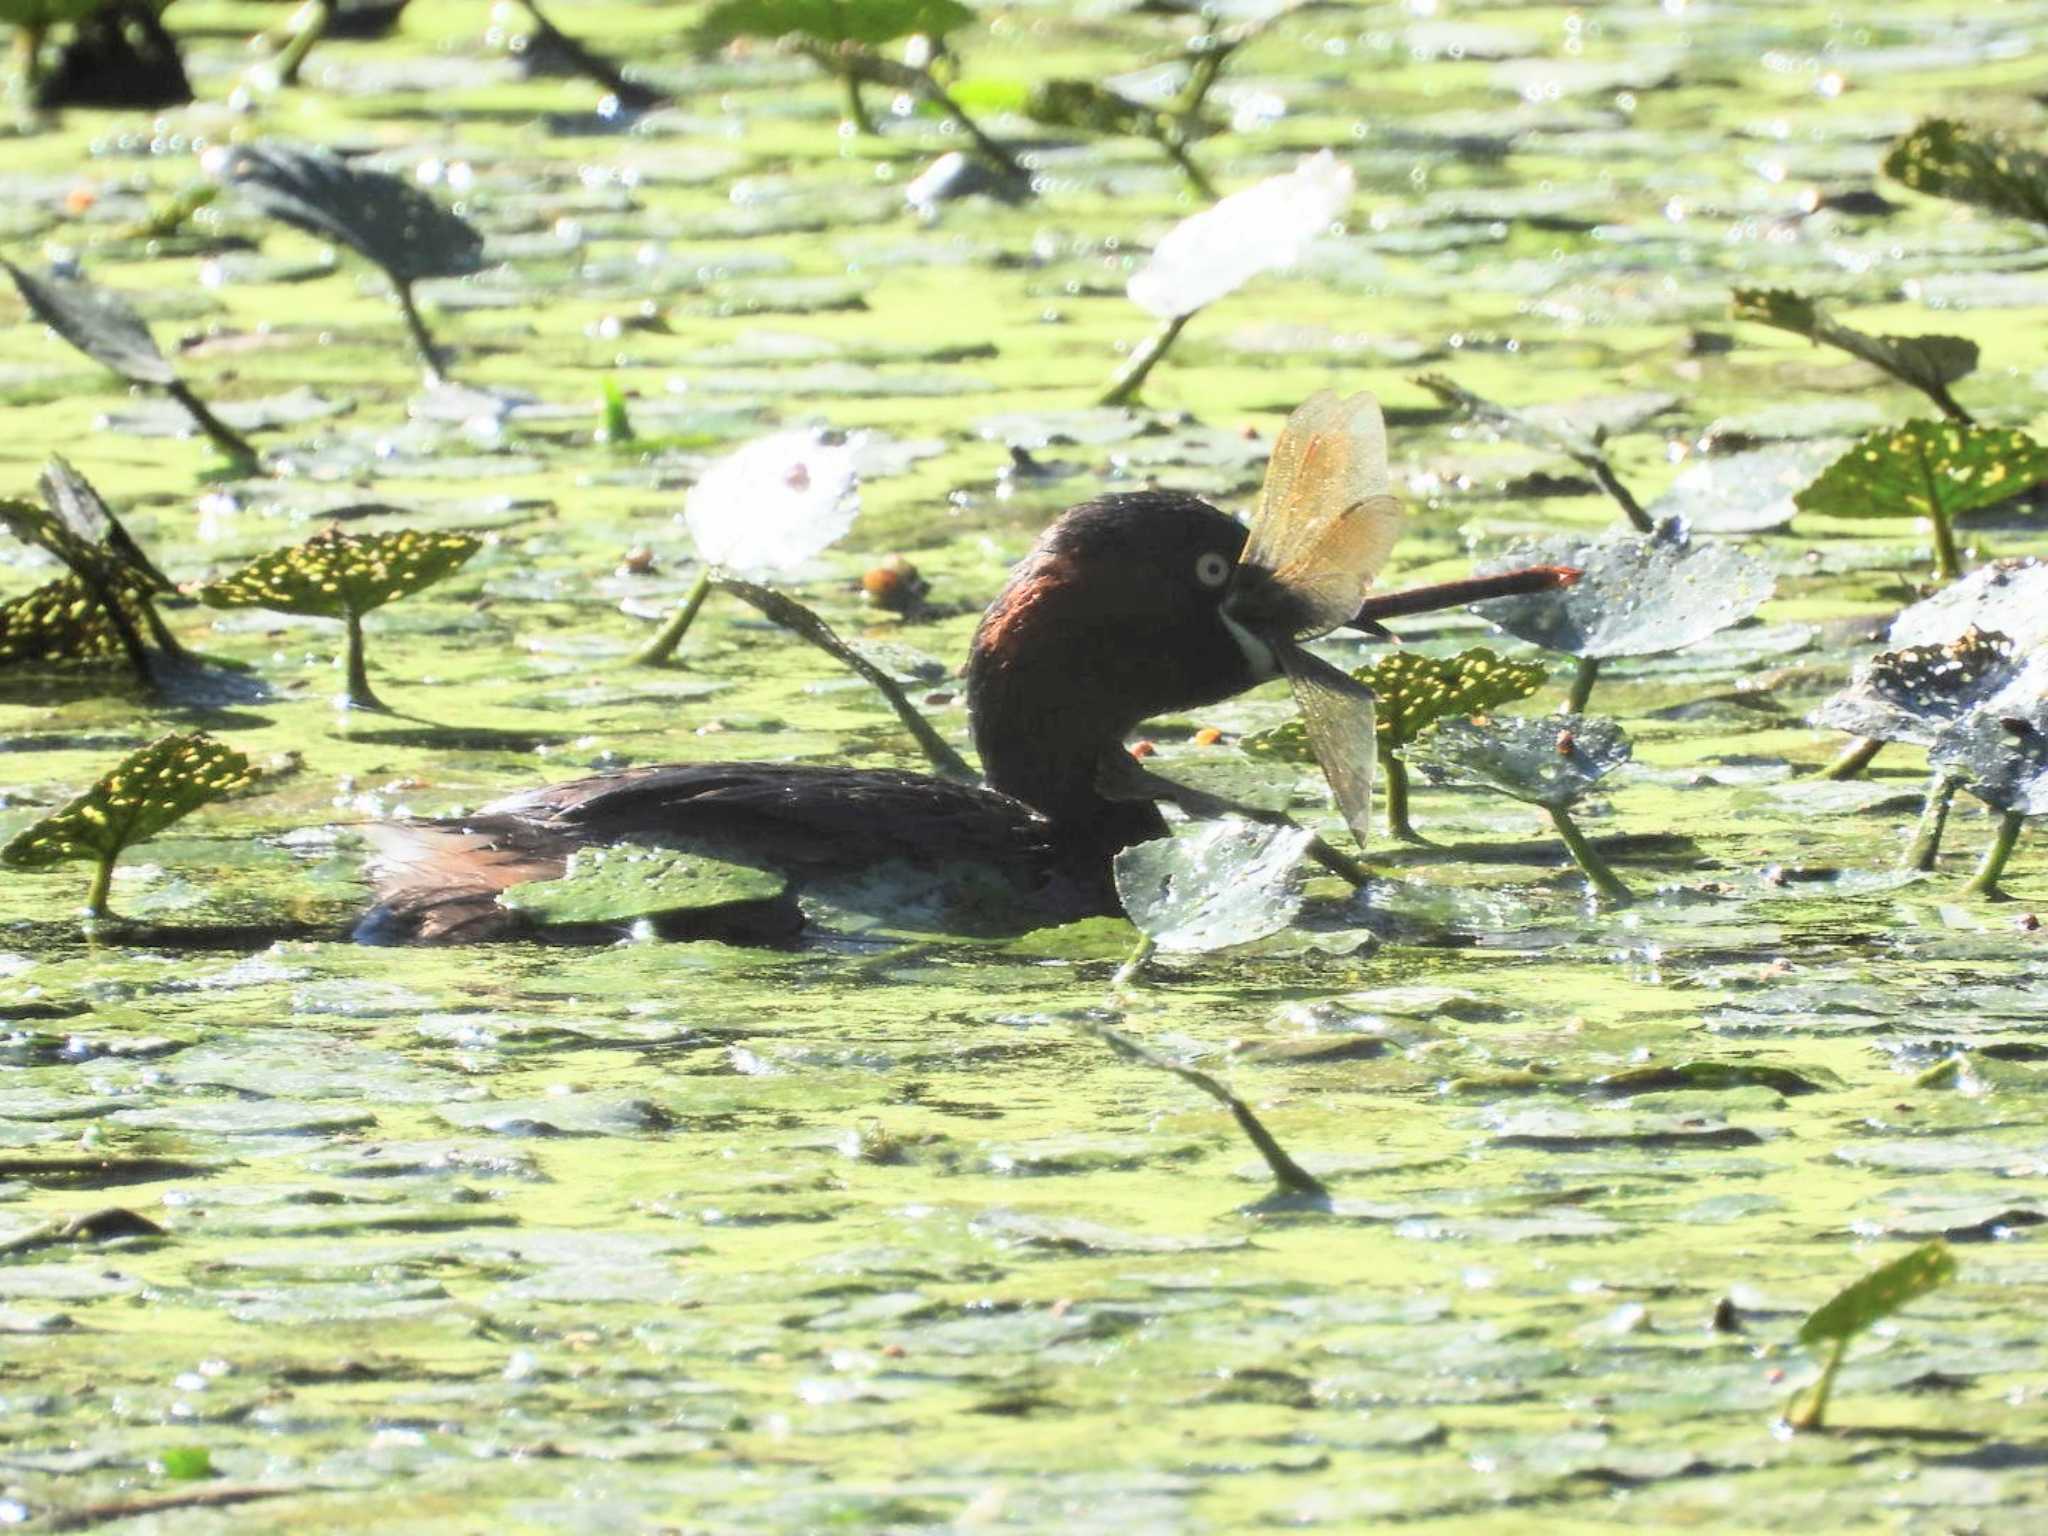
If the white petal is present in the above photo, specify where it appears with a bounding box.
[683,428,861,577]
[1126,149,1355,320]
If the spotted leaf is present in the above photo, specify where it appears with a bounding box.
[1884,119,2048,229]
[1794,421,2048,525]
[198,527,480,620]
[1731,287,1977,399]
[1,733,256,871]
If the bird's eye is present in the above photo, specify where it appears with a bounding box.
[1194,551,1233,589]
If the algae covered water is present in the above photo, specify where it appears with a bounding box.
[3,2,2046,1530]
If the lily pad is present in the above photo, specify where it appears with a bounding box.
[1647,441,1851,533]
[1931,701,2048,817]
[1887,556,2048,649]
[1885,119,2048,229]
[1814,628,2027,747]
[497,842,789,925]
[1409,712,1630,810]
[0,732,258,919]
[1731,288,1978,408]
[1475,523,1776,660]
[1112,820,1314,953]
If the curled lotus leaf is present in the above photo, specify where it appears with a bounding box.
[2,259,176,388]
[1,732,256,870]
[1244,647,1547,760]
[1814,627,2029,746]
[1113,819,1314,953]
[498,842,789,926]
[1930,699,2048,818]
[1475,522,1776,660]
[1794,421,2048,525]
[1888,556,2048,650]
[1409,712,1631,810]
[1731,288,1978,397]
[198,527,480,620]
[226,143,485,288]
[1884,119,2048,230]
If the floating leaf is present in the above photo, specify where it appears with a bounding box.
[1645,441,1847,534]
[226,143,484,288]
[1814,628,2028,746]
[1,733,257,919]
[497,842,789,926]
[691,0,977,50]
[1127,149,1353,320]
[198,527,479,621]
[1731,288,1978,406]
[1887,556,2048,649]
[1475,523,1775,660]
[1931,699,2048,818]
[1409,712,1630,811]
[1884,119,2048,229]
[1794,421,2048,578]
[1112,820,1314,953]
[2,258,176,388]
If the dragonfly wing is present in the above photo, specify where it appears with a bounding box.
[1280,642,1376,845]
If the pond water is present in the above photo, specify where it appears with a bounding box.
[3,1,2046,1530]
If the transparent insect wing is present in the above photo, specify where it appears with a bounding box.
[1241,390,1404,638]
[1280,643,1376,844]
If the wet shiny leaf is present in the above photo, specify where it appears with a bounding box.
[1113,819,1314,952]
[1,732,256,870]
[1815,627,2029,746]
[1409,712,1630,809]
[1795,421,2048,526]
[1930,699,2048,817]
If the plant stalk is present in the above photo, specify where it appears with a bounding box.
[1903,772,1960,872]
[841,71,876,134]
[85,853,116,920]
[630,567,714,667]
[1156,134,1218,201]
[1111,932,1155,990]
[1786,1335,1848,1432]
[165,381,259,472]
[1382,750,1422,842]
[1587,454,1655,533]
[1822,736,1884,780]
[1929,510,1964,583]
[1566,656,1600,715]
[916,71,1028,182]
[1099,311,1192,408]
[1546,805,1633,904]
[1962,810,2025,899]
[393,280,448,386]
[342,606,384,710]
[272,0,335,86]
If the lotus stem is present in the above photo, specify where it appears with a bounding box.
[1962,810,2025,899]
[1099,311,1192,408]
[1381,750,1422,843]
[1903,772,1961,872]
[1111,932,1154,990]
[393,279,448,386]
[342,607,385,710]
[165,381,259,472]
[1929,511,1964,583]
[85,853,116,921]
[1823,737,1884,780]
[1588,454,1655,533]
[1305,834,1370,887]
[272,0,335,87]
[630,567,714,667]
[1546,805,1633,905]
[1785,1335,1848,1432]
[1565,656,1600,715]
[1157,134,1218,201]
[842,71,876,134]
[915,72,1028,183]
[14,22,45,93]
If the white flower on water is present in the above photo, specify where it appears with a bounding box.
[683,428,861,577]
[1126,149,1356,320]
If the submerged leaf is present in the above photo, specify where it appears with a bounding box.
[2,259,176,387]
[1731,288,1978,399]
[1113,820,1314,952]
[1,733,256,871]
[691,0,976,49]
[198,527,480,620]
[1798,1240,1957,1347]
[498,842,789,925]
[1814,627,2030,746]
[1930,700,2048,818]
[226,143,485,287]
[685,428,860,576]
[1884,119,2048,229]
[1127,149,1353,320]
[1410,713,1631,810]
[1475,523,1775,660]
[1795,421,2048,526]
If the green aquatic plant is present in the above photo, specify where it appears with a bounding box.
[224,142,485,386]
[1786,1240,1957,1431]
[1730,288,1979,425]
[1246,648,1548,842]
[1930,700,2048,899]
[499,843,789,927]
[1101,150,1353,406]
[1473,520,1774,715]
[1413,373,1658,533]
[598,377,635,446]
[1794,421,2048,583]
[1026,78,1220,200]
[197,526,480,711]
[1112,819,1316,958]
[0,731,257,920]
[1410,713,1635,904]
[1885,118,2048,231]
[2,259,259,470]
